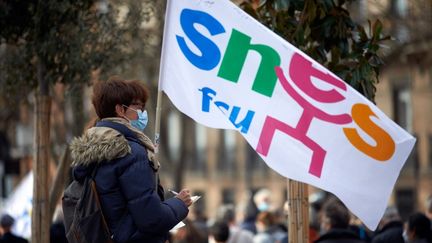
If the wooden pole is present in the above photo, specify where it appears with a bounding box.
[302,181,309,243]
[302,183,309,242]
[287,179,297,243]
[287,179,309,243]
[32,94,51,243]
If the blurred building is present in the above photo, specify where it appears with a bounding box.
[0,0,430,225]
[376,38,432,220]
[348,0,432,220]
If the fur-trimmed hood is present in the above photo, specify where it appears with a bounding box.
[70,126,131,166]
[70,118,160,170]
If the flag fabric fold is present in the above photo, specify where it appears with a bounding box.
[158,0,416,230]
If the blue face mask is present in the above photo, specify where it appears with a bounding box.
[130,109,148,131]
[257,202,270,212]
[123,105,148,131]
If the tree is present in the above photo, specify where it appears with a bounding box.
[0,1,148,242]
[240,0,389,102]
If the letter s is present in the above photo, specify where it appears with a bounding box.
[176,9,225,70]
[343,103,395,161]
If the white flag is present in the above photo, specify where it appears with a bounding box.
[158,0,416,230]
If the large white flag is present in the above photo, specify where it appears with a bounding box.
[158,0,416,230]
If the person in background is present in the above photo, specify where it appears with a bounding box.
[209,221,231,243]
[50,205,68,243]
[272,206,288,234]
[349,217,372,242]
[216,204,254,243]
[240,197,259,234]
[240,188,272,235]
[254,189,272,213]
[371,206,404,243]
[314,197,365,243]
[425,196,432,225]
[254,211,286,243]
[172,218,207,243]
[308,192,329,243]
[69,77,191,242]
[192,207,210,241]
[403,212,432,243]
[279,202,289,243]
[0,214,28,243]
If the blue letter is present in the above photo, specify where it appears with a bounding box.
[176,9,225,70]
[199,87,216,112]
[215,101,230,114]
[229,107,255,133]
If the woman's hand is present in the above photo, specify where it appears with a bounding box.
[175,189,192,207]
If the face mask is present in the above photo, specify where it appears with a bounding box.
[130,109,148,131]
[123,105,148,131]
[257,202,270,212]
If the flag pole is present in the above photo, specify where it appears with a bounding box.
[155,0,171,153]
[287,179,309,243]
[154,89,163,153]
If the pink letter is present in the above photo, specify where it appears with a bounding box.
[256,115,326,178]
[289,53,347,103]
[276,66,351,124]
[255,60,351,178]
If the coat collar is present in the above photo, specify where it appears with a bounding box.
[70,125,130,167]
[70,118,160,171]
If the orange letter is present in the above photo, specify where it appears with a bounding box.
[343,104,395,161]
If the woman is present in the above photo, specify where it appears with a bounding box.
[70,77,192,243]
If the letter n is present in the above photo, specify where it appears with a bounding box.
[217,29,281,97]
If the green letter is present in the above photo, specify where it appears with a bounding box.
[218,29,281,97]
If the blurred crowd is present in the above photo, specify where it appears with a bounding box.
[169,189,432,243]
[1,188,431,243]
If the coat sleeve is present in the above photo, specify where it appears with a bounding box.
[118,150,188,234]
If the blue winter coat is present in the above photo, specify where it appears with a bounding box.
[70,120,188,243]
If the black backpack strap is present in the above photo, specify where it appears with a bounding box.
[87,165,114,242]
[90,164,98,179]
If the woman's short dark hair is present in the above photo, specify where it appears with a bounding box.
[92,76,149,119]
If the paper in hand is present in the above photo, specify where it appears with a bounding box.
[191,195,201,203]
[170,221,185,233]
[169,193,202,232]
[169,190,201,204]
